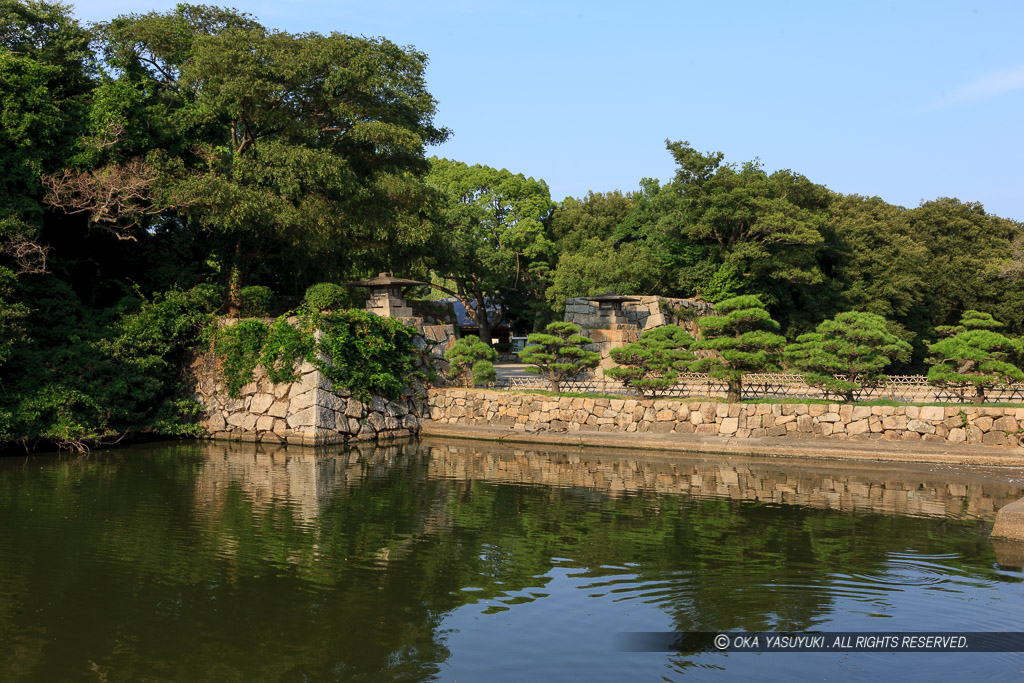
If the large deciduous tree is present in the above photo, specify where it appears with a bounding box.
[53,5,449,300]
[427,158,555,341]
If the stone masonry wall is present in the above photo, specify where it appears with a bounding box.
[564,296,715,333]
[564,296,715,379]
[428,389,1024,448]
[193,318,456,445]
[194,354,425,446]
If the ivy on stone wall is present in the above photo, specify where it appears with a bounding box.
[210,310,418,401]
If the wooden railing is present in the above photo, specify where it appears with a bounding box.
[480,373,1024,403]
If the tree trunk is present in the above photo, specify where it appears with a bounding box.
[974,384,986,405]
[727,379,741,403]
[226,238,243,315]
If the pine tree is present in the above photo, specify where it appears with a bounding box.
[606,326,696,396]
[927,310,1024,404]
[784,311,911,402]
[518,322,600,393]
[691,295,785,402]
[444,336,497,386]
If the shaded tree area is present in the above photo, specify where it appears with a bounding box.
[0,1,449,450]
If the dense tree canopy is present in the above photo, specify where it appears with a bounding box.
[427,157,554,339]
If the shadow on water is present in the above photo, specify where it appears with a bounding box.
[0,438,1022,680]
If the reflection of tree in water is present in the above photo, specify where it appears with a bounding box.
[0,440,1017,680]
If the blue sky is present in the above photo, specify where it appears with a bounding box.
[72,1,1024,221]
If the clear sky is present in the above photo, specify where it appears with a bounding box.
[70,0,1024,221]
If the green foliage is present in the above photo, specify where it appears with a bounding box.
[428,157,555,338]
[444,336,497,386]
[784,311,912,402]
[209,309,417,402]
[691,296,786,402]
[546,237,662,313]
[518,322,600,393]
[606,325,696,396]
[314,310,418,401]
[238,285,274,316]
[470,360,497,386]
[0,282,218,449]
[260,316,315,385]
[303,282,350,314]
[926,310,1024,404]
[211,319,269,398]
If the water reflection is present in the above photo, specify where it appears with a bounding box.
[0,440,1022,681]
[195,438,1023,525]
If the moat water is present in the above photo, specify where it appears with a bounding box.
[1,439,1023,681]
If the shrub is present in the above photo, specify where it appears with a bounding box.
[211,319,269,398]
[444,336,498,386]
[303,283,349,314]
[314,310,418,401]
[238,285,274,317]
[471,360,497,386]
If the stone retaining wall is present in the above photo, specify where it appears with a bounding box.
[563,295,714,332]
[194,354,425,445]
[427,389,1024,448]
[192,318,456,446]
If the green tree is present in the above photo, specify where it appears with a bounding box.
[614,142,831,331]
[606,325,696,396]
[443,336,497,386]
[427,158,555,341]
[549,190,637,255]
[546,238,663,314]
[784,311,912,402]
[518,322,600,393]
[64,5,449,300]
[691,295,785,402]
[926,310,1024,404]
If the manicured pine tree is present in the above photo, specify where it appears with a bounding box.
[606,325,696,396]
[691,295,785,403]
[784,311,912,402]
[926,310,1024,404]
[444,336,497,386]
[518,322,600,393]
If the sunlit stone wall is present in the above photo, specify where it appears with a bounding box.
[427,389,1024,448]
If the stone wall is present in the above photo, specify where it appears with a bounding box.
[563,296,715,378]
[563,296,714,334]
[193,320,456,446]
[427,389,1024,448]
[194,355,425,445]
[423,441,1020,520]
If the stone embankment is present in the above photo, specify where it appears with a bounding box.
[427,389,1024,448]
[194,356,424,446]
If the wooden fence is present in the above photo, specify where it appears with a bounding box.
[483,373,1024,403]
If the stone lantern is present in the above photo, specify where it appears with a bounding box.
[581,292,642,328]
[344,272,427,318]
